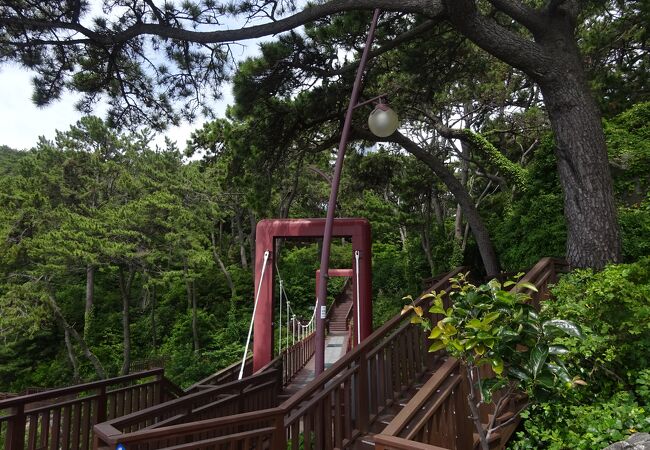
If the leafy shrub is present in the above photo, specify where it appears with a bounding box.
[509,258,650,449]
[619,195,650,261]
[542,258,650,391]
[511,392,650,450]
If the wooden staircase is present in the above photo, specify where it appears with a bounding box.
[353,358,449,449]
[329,283,353,334]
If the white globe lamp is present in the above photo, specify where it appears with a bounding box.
[368,103,399,137]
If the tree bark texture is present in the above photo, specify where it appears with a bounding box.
[118,266,135,375]
[64,328,80,383]
[234,210,248,269]
[191,280,199,352]
[211,231,237,299]
[535,23,621,268]
[44,287,106,379]
[83,264,94,341]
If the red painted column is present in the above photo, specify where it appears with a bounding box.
[253,222,274,372]
[352,223,373,342]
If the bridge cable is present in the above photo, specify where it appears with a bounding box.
[238,250,270,380]
[355,250,362,345]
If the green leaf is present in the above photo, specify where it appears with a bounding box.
[429,298,445,314]
[536,372,555,389]
[429,327,442,339]
[503,280,516,287]
[547,362,571,383]
[508,366,531,382]
[484,311,500,324]
[429,341,446,352]
[491,357,504,375]
[543,319,583,338]
[516,281,539,292]
[530,344,549,377]
[548,345,570,355]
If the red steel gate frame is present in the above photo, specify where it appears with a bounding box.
[253,218,372,372]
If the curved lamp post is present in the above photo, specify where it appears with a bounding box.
[314,9,399,375]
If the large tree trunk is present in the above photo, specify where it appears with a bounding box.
[83,264,94,341]
[234,210,248,269]
[191,280,200,353]
[536,25,620,268]
[443,0,621,269]
[44,286,106,379]
[118,266,135,375]
[64,328,80,383]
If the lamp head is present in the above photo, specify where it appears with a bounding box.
[368,103,399,137]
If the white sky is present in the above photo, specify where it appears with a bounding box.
[0,3,264,152]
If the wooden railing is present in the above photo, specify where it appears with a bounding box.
[90,267,464,450]
[280,267,464,450]
[282,331,315,386]
[374,358,473,450]
[374,257,569,450]
[0,369,181,450]
[93,369,280,449]
[183,356,253,393]
[129,356,168,374]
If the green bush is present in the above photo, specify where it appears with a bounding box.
[509,258,650,449]
[619,195,650,261]
[511,392,650,450]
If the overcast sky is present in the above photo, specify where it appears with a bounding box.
[0,60,240,152]
[0,3,263,152]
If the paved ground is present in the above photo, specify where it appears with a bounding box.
[282,333,348,396]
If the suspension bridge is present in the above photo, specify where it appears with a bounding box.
[0,215,567,450]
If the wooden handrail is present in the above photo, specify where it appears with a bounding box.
[1,369,180,450]
[381,358,460,437]
[183,356,253,393]
[375,434,451,450]
[0,369,163,409]
[100,369,278,430]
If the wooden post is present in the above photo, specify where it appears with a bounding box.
[357,349,369,433]
[96,386,107,424]
[271,411,286,449]
[454,368,474,450]
[7,403,26,450]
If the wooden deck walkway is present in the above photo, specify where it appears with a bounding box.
[281,332,349,397]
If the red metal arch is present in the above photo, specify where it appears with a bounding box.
[253,218,372,372]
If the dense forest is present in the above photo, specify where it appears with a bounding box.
[1,95,648,391]
[1,1,650,447]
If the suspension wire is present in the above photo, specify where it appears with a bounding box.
[355,250,362,345]
[238,250,270,380]
[275,262,319,348]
